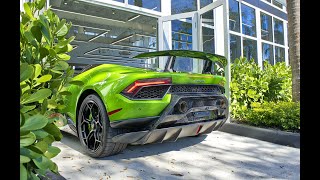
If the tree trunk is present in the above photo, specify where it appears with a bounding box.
[286,0,300,102]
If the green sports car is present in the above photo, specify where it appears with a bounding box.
[64,50,229,157]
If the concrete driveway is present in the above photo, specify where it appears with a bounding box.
[52,126,300,180]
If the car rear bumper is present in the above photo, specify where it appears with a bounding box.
[111,93,228,145]
[112,118,226,144]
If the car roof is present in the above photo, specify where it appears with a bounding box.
[133,50,227,67]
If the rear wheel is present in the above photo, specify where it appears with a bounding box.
[77,94,127,157]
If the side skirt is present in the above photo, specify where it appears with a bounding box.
[66,116,78,136]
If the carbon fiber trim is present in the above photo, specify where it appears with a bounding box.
[112,119,226,144]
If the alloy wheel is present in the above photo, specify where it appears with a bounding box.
[80,100,104,152]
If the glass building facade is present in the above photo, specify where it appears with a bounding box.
[20,0,288,73]
[229,0,288,66]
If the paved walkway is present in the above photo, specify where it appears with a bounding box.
[53,126,300,180]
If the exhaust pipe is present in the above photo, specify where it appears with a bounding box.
[177,101,188,113]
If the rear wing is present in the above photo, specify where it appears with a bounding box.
[134,50,227,74]
[133,50,227,67]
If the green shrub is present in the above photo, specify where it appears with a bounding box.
[20,1,82,179]
[230,58,268,120]
[263,62,292,102]
[243,101,300,131]
[230,58,292,120]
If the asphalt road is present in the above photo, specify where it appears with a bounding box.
[52,126,300,180]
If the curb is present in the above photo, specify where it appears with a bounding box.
[218,122,300,148]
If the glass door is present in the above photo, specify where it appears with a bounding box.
[158,12,199,69]
[199,9,215,54]
[157,1,227,74]
[197,1,225,72]
[158,12,198,51]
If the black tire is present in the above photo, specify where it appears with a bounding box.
[77,93,127,157]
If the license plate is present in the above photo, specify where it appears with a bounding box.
[193,111,210,118]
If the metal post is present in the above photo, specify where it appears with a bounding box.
[256,8,263,68]
[283,21,289,65]
[222,0,231,123]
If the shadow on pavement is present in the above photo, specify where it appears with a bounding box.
[56,128,299,180]
[60,129,208,160]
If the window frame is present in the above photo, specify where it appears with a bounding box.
[228,0,288,67]
[260,0,287,13]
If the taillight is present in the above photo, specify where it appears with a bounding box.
[122,78,172,98]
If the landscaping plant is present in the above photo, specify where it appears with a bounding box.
[230,58,269,120]
[230,57,298,131]
[20,0,82,179]
[246,101,300,131]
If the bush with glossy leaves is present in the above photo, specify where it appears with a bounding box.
[20,0,82,179]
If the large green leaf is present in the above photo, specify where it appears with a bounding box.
[49,48,56,57]
[36,74,52,83]
[55,45,68,54]
[20,147,41,159]
[39,14,49,30]
[20,164,27,180]
[20,114,48,132]
[24,47,33,64]
[20,63,34,82]
[59,91,72,96]
[41,99,48,114]
[41,25,51,44]
[56,36,75,48]
[67,68,75,77]
[33,155,54,170]
[42,134,55,145]
[20,105,36,113]
[20,112,25,127]
[50,162,59,173]
[31,140,48,153]
[20,132,36,147]
[21,89,51,104]
[53,60,69,71]
[33,129,49,139]
[27,145,43,154]
[21,12,31,25]
[23,3,33,20]
[20,155,31,163]
[66,44,73,52]
[24,31,38,48]
[39,47,49,60]
[31,26,42,43]
[50,69,64,75]
[39,15,51,43]
[35,0,46,10]
[43,123,63,141]
[55,19,66,34]
[44,146,61,158]
[32,64,42,80]
[57,53,70,60]
[47,98,59,109]
[56,24,68,37]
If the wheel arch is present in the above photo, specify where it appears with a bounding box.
[76,88,107,130]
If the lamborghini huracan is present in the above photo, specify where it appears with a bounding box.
[64,50,229,157]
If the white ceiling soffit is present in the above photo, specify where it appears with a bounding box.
[274,0,287,7]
